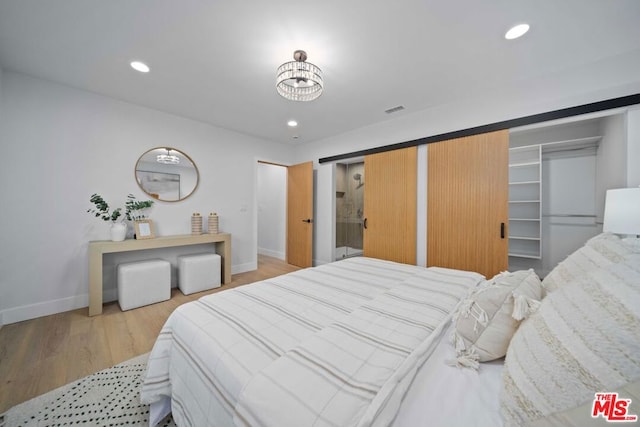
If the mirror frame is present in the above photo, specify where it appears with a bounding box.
[134,146,200,202]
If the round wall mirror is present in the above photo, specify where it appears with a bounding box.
[135,147,199,202]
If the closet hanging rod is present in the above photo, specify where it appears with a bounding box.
[541,146,599,155]
[542,214,596,218]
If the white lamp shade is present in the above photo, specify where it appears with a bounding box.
[603,188,640,235]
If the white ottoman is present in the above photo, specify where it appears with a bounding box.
[117,259,171,311]
[178,253,222,295]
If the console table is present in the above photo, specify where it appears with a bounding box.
[88,233,231,316]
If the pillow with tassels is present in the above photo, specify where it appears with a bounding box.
[449,269,543,370]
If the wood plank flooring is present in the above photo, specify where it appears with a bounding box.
[0,255,299,413]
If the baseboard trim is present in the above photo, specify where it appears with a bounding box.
[103,288,118,304]
[0,263,254,325]
[232,261,257,274]
[0,294,89,325]
[258,247,285,260]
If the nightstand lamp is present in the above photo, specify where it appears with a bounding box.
[603,187,640,238]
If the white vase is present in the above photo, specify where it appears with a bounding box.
[110,222,127,242]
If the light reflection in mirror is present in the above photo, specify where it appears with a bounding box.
[135,147,199,202]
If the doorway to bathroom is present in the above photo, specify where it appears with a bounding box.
[335,160,364,260]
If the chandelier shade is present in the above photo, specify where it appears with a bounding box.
[157,148,180,165]
[276,50,323,102]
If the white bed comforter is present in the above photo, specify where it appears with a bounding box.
[140,257,484,427]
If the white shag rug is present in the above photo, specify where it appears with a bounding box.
[0,353,175,427]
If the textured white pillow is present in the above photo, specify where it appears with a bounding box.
[451,269,543,368]
[501,255,640,427]
[542,232,637,294]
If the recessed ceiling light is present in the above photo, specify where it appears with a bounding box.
[130,61,150,73]
[287,120,298,127]
[505,24,530,40]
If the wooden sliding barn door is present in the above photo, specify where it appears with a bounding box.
[363,147,417,264]
[287,161,313,268]
[427,130,508,278]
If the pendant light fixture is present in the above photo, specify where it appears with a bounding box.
[157,148,180,165]
[276,50,324,101]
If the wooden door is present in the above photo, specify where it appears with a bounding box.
[363,147,417,264]
[427,130,508,278]
[287,161,313,268]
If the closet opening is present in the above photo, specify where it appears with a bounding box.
[257,161,287,261]
[335,159,364,260]
[508,111,627,277]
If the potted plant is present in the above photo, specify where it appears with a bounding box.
[125,194,154,221]
[88,193,154,241]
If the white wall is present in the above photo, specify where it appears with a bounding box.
[628,108,640,187]
[0,71,294,325]
[257,163,286,260]
[314,164,334,265]
[294,52,640,266]
[596,114,628,220]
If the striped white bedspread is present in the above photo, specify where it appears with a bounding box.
[140,257,484,426]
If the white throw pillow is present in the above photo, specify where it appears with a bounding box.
[501,255,640,427]
[451,269,543,368]
[542,232,637,294]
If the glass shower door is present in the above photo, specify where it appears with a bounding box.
[335,161,364,260]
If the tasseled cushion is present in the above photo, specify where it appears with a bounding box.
[451,269,543,368]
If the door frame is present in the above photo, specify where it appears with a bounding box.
[254,157,315,268]
[332,157,364,263]
[253,157,291,269]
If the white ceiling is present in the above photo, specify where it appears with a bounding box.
[1,0,639,144]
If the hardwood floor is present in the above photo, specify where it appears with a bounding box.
[0,255,299,413]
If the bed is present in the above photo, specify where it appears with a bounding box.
[141,233,640,427]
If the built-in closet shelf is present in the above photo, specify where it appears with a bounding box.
[510,136,602,153]
[508,145,542,260]
[538,136,602,153]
